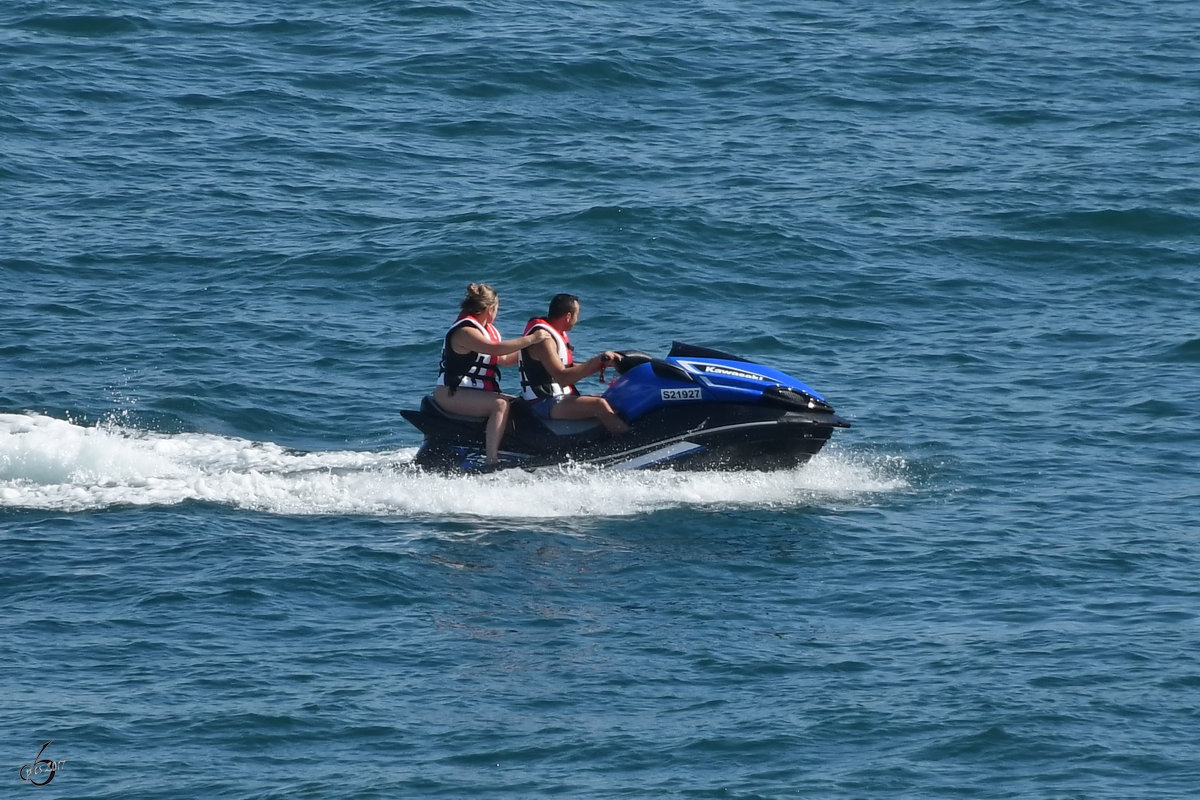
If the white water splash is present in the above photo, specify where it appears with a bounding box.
[0,413,905,516]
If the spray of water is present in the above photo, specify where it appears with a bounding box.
[0,413,906,516]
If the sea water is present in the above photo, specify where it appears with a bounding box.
[3,1,1199,797]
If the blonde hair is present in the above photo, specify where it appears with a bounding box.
[459,283,498,315]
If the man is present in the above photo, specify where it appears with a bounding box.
[518,294,631,434]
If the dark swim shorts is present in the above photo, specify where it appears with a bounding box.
[529,395,566,420]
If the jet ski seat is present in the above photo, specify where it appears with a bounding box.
[422,394,507,423]
[425,394,603,437]
[538,417,604,436]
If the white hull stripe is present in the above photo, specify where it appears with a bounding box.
[610,441,706,470]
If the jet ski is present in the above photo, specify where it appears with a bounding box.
[401,341,850,473]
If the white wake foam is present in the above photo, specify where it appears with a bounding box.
[0,413,906,516]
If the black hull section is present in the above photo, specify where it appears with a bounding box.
[401,396,847,474]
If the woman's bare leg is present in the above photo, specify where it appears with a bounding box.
[484,399,510,463]
[433,386,510,463]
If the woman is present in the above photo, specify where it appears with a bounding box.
[434,283,547,467]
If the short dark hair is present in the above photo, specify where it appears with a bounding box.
[548,293,579,319]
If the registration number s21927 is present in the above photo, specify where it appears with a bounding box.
[660,388,702,401]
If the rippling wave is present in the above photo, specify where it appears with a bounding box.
[3,0,1199,797]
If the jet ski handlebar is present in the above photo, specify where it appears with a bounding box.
[607,350,696,384]
[612,350,653,375]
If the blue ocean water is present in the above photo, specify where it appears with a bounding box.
[3,1,1199,797]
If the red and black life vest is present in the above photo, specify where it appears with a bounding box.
[437,315,501,393]
[519,318,577,401]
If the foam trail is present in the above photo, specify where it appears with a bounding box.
[0,413,905,516]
